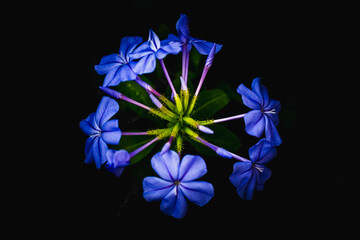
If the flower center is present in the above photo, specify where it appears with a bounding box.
[263,108,277,114]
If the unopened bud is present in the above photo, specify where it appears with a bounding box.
[216,148,233,159]
[149,94,163,109]
[198,125,214,134]
[205,43,216,68]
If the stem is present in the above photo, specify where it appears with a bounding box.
[159,59,177,98]
[135,76,161,97]
[211,113,246,124]
[194,44,216,97]
[182,44,187,84]
[194,67,209,97]
[122,132,149,136]
[100,87,151,111]
[229,152,251,163]
[185,50,190,84]
[196,136,251,162]
[182,44,190,84]
[121,95,151,111]
[129,137,159,158]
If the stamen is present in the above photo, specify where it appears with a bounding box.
[264,109,277,114]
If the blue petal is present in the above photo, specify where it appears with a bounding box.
[248,138,277,164]
[94,53,123,75]
[119,36,143,62]
[148,29,161,52]
[103,64,137,87]
[84,136,96,164]
[237,84,262,110]
[251,78,270,107]
[190,38,223,55]
[101,119,121,145]
[160,39,182,54]
[80,113,99,136]
[180,181,214,207]
[151,150,180,181]
[265,116,282,146]
[106,150,130,167]
[129,42,153,60]
[131,53,156,75]
[178,155,207,182]
[229,162,258,200]
[161,34,180,45]
[229,162,252,187]
[105,149,130,177]
[91,137,108,169]
[156,41,182,59]
[143,176,174,202]
[160,186,188,219]
[176,14,190,43]
[256,165,271,191]
[264,99,281,126]
[95,97,119,128]
[155,49,169,60]
[265,112,279,126]
[265,99,281,113]
[244,110,265,138]
[237,170,257,200]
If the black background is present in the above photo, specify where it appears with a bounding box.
[58,0,355,236]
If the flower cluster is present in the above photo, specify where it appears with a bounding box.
[80,14,282,218]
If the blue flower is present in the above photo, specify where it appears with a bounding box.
[229,139,276,200]
[143,150,214,219]
[237,77,282,146]
[94,36,143,87]
[105,149,130,177]
[79,97,121,168]
[168,14,223,55]
[129,29,182,74]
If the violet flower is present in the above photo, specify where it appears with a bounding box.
[170,14,223,55]
[129,29,182,74]
[143,150,214,219]
[229,139,276,200]
[105,149,131,177]
[94,36,143,87]
[237,77,282,146]
[79,97,121,169]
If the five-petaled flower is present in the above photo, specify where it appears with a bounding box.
[143,150,214,219]
[129,29,182,74]
[105,149,130,177]
[94,36,143,87]
[229,139,276,200]
[168,13,223,55]
[79,96,121,169]
[237,77,282,146]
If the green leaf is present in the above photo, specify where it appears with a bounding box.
[115,135,159,165]
[188,124,241,157]
[191,89,230,119]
